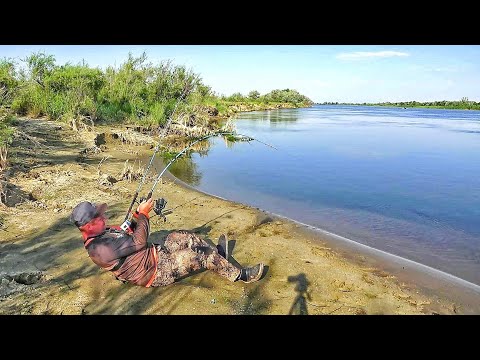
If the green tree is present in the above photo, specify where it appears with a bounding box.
[263,88,313,105]
[0,59,18,106]
[248,90,260,100]
[24,52,56,87]
[227,92,245,102]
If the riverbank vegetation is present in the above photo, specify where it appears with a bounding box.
[1,52,313,134]
[320,97,480,110]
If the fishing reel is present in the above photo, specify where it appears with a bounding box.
[120,196,168,233]
[138,196,168,222]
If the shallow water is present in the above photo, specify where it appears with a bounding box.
[166,105,480,286]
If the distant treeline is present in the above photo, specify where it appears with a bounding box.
[0,52,313,131]
[319,98,480,110]
[223,89,312,106]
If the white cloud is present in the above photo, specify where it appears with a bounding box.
[336,51,410,60]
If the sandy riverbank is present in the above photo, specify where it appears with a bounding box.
[0,118,475,314]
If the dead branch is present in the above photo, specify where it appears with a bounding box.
[97,155,111,170]
[120,159,144,182]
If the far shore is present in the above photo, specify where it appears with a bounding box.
[1,117,479,314]
[316,103,480,111]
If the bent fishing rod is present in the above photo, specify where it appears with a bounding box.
[121,131,276,231]
[121,84,192,231]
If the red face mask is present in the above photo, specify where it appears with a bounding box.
[80,215,106,239]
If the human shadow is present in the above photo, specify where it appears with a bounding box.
[288,273,311,315]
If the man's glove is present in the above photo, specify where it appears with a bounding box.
[137,198,154,217]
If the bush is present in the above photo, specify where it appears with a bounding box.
[97,102,128,123]
[0,59,19,107]
[142,102,167,127]
[262,88,313,105]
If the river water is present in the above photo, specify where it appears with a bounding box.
[166,105,480,286]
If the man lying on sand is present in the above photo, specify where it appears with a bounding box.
[70,199,265,287]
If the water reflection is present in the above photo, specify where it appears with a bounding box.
[233,108,300,123]
[162,138,213,156]
[168,156,203,186]
[164,136,240,185]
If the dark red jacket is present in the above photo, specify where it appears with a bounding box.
[83,214,157,287]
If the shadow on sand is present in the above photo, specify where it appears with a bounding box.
[288,273,311,315]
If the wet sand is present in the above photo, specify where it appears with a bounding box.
[0,118,478,314]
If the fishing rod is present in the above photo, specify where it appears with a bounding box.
[121,131,276,232]
[120,83,192,231]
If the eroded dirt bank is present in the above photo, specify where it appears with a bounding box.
[0,118,466,314]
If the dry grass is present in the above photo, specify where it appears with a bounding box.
[110,130,156,146]
[168,123,213,138]
[120,159,145,182]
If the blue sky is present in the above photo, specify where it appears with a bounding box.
[1,45,479,103]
